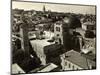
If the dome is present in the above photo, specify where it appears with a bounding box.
[63,15,81,29]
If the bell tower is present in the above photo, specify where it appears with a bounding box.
[54,21,63,44]
[43,5,46,13]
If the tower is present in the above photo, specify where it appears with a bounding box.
[20,22,29,55]
[54,21,63,44]
[54,15,82,52]
[43,5,46,13]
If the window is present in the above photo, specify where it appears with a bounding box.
[87,25,94,30]
[65,61,67,66]
[56,27,60,32]
[72,65,74,70]
[76,67,79,70]
[69,63,71,68]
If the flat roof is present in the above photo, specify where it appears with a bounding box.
[30,39,54,47]
[30,39,54,55]
[62,50,95,69]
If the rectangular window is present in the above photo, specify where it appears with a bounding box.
[72,65,74,70]
[87,25,94,30]
[69,63,71,68]
[56,27,60,32]
[76,68,78,70]
[65,61,67,66]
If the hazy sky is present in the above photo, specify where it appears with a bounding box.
[12,1,96,15]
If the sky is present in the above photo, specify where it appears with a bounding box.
[12,1,96,15]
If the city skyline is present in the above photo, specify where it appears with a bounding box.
[12,1,96,15]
